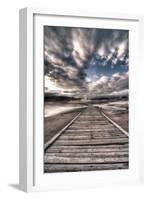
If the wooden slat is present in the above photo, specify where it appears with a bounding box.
[64,133,125,138]
[65,129,120,132]
[69,126,114,129]
[45,151,128,157]
[74,122,109,124]
[62,134,125,138]
[59,135,127,140]
[44,156,128,164]
[64,131,122,135]
[46,148,128,153]
[44,163,128,172]
[54,138,128,146]
[48,143,128,149]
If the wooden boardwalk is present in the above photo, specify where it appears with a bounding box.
[44,105,129,172]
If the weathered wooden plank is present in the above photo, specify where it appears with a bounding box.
[63,131,122,134]
[68,126,115,129]
[65,129,120,132]
[46,148,128,153]
[54,138,128,146]
[66,128,115,131]
[44,156,128,164]
[70,123,113,125]
[78,115,102,117]
[45,151,128,157]
[74,122,110,125]
[62,134,125,138]
[56,138,128,142]
[44,163,128,172]
[68,128,115,131]
[59,135,127,140]
[48,143,128,149]
[64,132,125,138]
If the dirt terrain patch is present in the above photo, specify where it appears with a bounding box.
[101,101,128,132]
[44,109,83,144]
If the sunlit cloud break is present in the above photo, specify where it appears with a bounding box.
[44,26,129,98]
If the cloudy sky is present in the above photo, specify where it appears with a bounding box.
[44,26,129,98]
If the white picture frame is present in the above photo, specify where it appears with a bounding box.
[19,7,144,192]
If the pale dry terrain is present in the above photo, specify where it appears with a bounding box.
[44,101,87,117]
[44,109,83,144]
[99,100,128,132]
[44,101,87,143]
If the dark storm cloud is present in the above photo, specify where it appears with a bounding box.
[44,26,129,96]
